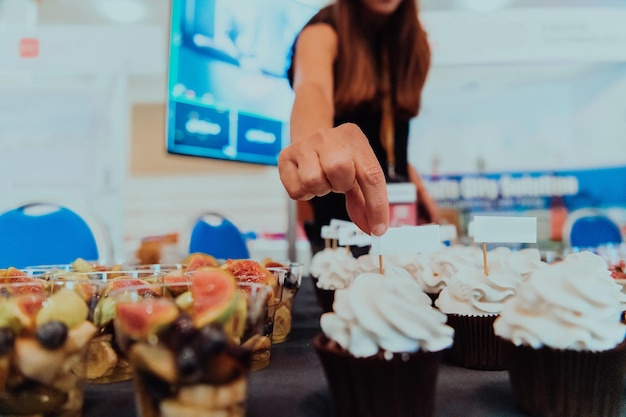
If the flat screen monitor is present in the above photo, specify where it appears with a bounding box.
[166,0,323,166]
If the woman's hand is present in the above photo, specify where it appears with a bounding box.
[278,123,389,236]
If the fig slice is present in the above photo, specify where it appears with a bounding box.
[184,253,219,271]
[115,299,178,340]
[190,268,238,329]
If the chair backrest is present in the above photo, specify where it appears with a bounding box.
[0,200,112,269]
[564,209,623,249]
[188,213,250,260]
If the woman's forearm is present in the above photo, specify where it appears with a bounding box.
[290,82,335,144]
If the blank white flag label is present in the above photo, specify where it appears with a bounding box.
[439,224,458,242]
[338,224,371,247]
[320,225,336,240]
[320,219,353,239]
[473,216,537,243]
[371,225,441,255]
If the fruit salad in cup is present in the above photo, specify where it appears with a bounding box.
[219,260,280,370]
[0,277,98,417]
[110,267,271,417]
[52,270,165,384]
[261,260,303,344]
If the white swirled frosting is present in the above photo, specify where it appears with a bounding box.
[320,266,454,357]
[435,261,524,316]
[310,248,358,290]
[494,251,626,351]
[487,247,548,280]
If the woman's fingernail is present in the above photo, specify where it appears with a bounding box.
[372,224,387,236]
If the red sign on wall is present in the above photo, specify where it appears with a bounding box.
[19,38,39,58]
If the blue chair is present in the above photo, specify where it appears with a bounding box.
[563,209,623,249]
[0,200,112,269]
[188,213,250,259]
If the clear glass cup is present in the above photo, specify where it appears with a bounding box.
[187,265,280,371]
[52,270,165,384]
[109,277,272,417]
[265,262,303,344]
[0,278,100,417]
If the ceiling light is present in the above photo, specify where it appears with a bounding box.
[97,0,146,23]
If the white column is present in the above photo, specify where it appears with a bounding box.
[0,0,39,29]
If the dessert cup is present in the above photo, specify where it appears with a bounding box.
[215,260,282,371]
[265,262,303,343]
[109,274,271,417]
[56,270,165,384]
[0,278,99,417]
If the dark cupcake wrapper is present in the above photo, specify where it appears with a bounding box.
[445,314,506,371]
[500,338,626,417]
[311,276,335,313]
[313,333,443,417]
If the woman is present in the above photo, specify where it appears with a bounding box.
[278,0,439,253]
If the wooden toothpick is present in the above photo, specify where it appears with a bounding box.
[482,242,489,276]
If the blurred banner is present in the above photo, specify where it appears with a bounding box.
[410,7,626,246]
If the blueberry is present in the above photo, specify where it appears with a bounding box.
[194,325,227,357]
[0,327,15,356]
[173,314,195,341]
[176,346,202,383]
[36,321,68,350]
[162,313,195,351]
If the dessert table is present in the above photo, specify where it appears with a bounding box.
[82,276,626,417]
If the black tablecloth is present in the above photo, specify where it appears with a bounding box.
[83,277,626,417]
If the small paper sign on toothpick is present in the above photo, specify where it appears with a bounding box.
[330,218,353,229]
[371,225,441,256]
[338,223,371,247]
[371,225,441,274]
[473,216,537,244]
[320,225,336,240]
[473,215,537,276]
[321,219,357,249]
[439,224,458,243]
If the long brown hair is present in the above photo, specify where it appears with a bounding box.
[332,0,431,119]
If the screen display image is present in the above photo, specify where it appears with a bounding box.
[166,0,323,165]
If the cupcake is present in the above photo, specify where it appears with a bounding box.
[494,251,626,417]
[435,257,523,370]
[313,266,454,417]
[309,247,358,313]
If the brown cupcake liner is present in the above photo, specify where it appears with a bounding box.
[313,333,443,417]
[500,338,626,417]
[311,276,335,313]
[445,314,506,371]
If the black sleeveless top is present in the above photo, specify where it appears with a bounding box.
[287,6,410,249]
